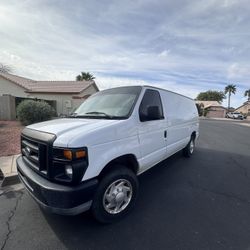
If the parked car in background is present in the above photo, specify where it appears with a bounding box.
[17,86,199,223]
[226,112,244,120]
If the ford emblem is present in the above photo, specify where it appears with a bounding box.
[26,146,31,156]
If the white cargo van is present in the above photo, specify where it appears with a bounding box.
[17,86,199,223]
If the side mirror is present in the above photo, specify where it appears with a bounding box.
[140,106,163,121]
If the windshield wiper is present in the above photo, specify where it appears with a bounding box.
[85,111,112,117]
[72,111,124,119]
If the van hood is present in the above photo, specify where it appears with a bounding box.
[27,118,120,138]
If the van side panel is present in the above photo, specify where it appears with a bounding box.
[79,87,198,181]
[80,119,141,181]
[161,91,199,157]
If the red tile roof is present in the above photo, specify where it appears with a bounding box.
[195,100,224,109]
[0,73,98,94]
[0,73,35,90]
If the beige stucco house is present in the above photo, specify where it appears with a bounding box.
[196,101,227,118]
[0,73,99,117]
[234,101,250,116]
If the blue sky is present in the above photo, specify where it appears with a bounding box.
[0,0,250,107]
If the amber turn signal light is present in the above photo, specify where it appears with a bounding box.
[75,150,86,159]
[63,150,72,160]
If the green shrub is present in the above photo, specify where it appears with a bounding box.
[203,108,209,117]
[17,100,56,125]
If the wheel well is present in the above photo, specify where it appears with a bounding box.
[191,131,196,139]
[99,154,139,179]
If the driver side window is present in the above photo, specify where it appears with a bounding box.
[139,89,164,122]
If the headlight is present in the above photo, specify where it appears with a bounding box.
[52,147,88,184]
[65,165,73,179]
[63,150,73,160]
[53,148,87,161]
[63,149,86,160]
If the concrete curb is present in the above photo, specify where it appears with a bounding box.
[0,154,20,187]
[0,173,20,187]
[200,117,250,123]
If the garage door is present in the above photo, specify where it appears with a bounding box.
[207,110,225,118]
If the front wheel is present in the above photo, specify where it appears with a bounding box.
[91,166,138,223]
[183,137,195,158]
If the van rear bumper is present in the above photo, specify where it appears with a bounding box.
[16,156,98,215]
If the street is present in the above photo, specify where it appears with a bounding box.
[1,119,250,250]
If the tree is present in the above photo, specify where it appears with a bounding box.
[0,63,11,73]
[225,84,236,110]
[76,72,95,81]
[196,90,225,103]
[244,89,250,101]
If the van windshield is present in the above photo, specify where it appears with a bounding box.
[73,86,142,119]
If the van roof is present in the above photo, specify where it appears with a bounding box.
[142,85,194,101]
[100,85,194,101]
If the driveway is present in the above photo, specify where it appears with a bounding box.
[1,119,250,250]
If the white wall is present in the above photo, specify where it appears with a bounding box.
[0,76,27,97]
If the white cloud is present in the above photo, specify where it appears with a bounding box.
[158,50,170,57]
[227,63,250,81]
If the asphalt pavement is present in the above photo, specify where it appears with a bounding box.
[1,119,250,250]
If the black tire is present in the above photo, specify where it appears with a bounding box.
[183,136,195,158]
[91,166,139,223]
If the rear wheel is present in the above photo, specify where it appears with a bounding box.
[91,166,138,223]
[183,136,195,158]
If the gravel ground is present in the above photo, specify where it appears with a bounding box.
[0,121,23,157]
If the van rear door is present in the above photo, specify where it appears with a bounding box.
[161,91,194,156]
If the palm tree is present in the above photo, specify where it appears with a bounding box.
[244,89,250,101]
[76,72,95,81]
[0,63,11,73]
[225,84,237,110]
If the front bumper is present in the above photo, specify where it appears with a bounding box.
[17,156,98,215]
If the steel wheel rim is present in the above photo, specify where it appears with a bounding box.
[190,140,194,154]
[103,179,133,214]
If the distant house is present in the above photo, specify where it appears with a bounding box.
[0,73,99,116]
[195,101,227,118]
[234,101,250,116]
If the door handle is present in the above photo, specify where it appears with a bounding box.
[164,130,167,138]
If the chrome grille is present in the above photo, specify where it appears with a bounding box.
[21,135,48,176]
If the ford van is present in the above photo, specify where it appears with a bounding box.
[17,86,199,223]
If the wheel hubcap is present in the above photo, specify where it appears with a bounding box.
[103,179,133,214]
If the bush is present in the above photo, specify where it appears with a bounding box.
[203,108,209,117]
[17,100,56,125]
